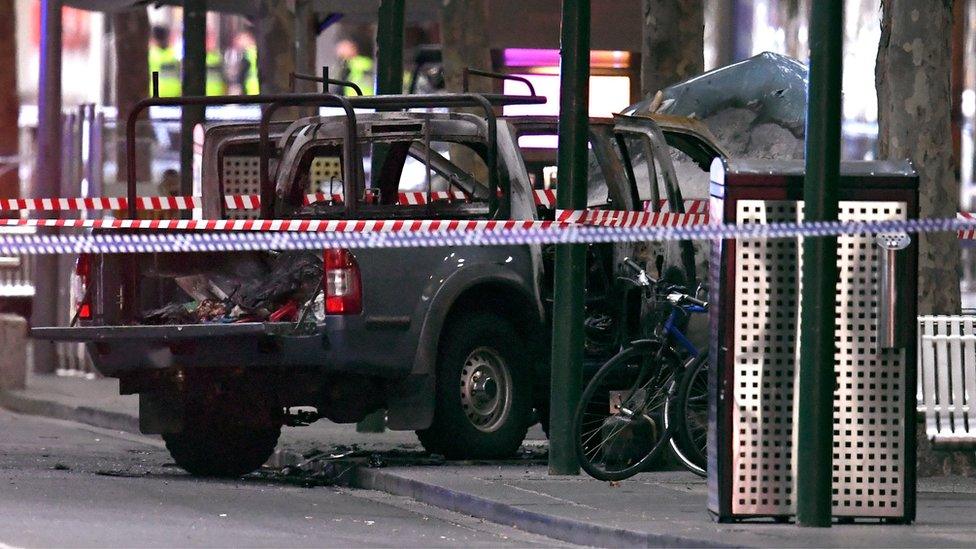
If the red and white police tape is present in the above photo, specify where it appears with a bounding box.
[0,217,564,232]
[0,192,709,213]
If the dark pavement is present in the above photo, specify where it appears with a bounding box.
[0,410,567,548]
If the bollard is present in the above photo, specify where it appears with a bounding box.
[0,314,28,390]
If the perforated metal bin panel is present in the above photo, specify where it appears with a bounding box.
[222,156,261,219]
[220,155,343,219]
[731,200,907,518]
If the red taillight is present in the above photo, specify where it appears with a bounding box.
[73,254,93,320]
[323,249,362,315]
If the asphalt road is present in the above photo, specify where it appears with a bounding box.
[0,410,568,548]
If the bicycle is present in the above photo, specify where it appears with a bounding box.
[572,257,708,481]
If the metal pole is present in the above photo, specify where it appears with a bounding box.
[357,0,404,434]
[32,0,62,374]
[180,0,207,197]
[375,0,405,96]
[548,0,590,475]
[796,0,844,528]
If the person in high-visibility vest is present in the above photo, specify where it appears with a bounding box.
[205,32,226,96]
[206,50,226,96]
[336,39,374,96]
[230,30,259,95]
[243,44,259,95]
[148,26,181,97]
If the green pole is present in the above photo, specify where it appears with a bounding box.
[796,0,844,528]
[375,0,405,96]
[548,0,590,475]
[357,0,404,434]
[180,0,207,197]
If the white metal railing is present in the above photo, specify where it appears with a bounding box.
[918,315,976,448]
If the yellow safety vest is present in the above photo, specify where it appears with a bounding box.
[346,55,375,96]
[148,45,181,97]
[206,50,226,96]
[244,46,260,95]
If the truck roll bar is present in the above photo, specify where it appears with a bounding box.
[125,91,546,219]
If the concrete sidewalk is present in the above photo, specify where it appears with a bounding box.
[7,375,976,547]
[355,465,976,548]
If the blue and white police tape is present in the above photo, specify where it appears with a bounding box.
[0,216,973,256]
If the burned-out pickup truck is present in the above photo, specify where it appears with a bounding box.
[35,88,718,477]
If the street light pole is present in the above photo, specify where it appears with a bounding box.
[796,0,844,528]
[548,0,590,475]
[180,0,207,197]
[32,0,63,374]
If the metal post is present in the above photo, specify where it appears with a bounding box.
[796,0,844,528]
[180,0,207,197]
[375,0,405,96]
[357,0,404,434]
[32,0,62,374]
[548,0,590,475]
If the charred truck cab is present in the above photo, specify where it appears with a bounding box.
[35,85,710,477]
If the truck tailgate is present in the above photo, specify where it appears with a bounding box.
[30,323,335,376]
[33,322,278,342]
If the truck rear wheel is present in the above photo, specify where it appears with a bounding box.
[162,382,281,478]
[417,312,532,459]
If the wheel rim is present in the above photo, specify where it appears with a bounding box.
[460,346,512,433]
[574,348,675,480]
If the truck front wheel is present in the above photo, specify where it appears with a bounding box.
[417,312,532,459]
[162,382,281,477]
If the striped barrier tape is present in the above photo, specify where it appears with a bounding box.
[2,216,976,256]
[642,199,709,213]
[7,208,976,235]
[0,191,708,213]
[0,208,709,232]
[556,209,708,227]
[0,218,562,233]
[959,211,976,239]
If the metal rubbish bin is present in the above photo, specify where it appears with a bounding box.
[706,159,918,523]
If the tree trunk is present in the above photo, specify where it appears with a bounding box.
[0,0,18,200]
[441,0,492,182]
[640,0,704,98]
[877,0,960,316]
[112,8,150,182]
[254,0,296,95]
[780,0,808,60]
[441,0,492,95]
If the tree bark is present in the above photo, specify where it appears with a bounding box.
[779,0,808,60]
[441,0,492,182]
[254,0,296,95]
[441,0,492,95]
[876,0,960,316]
[0,0,18,200]
[640,0,704,98]
[112,8,150,181]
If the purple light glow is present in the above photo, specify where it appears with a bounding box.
[503,48,561,67]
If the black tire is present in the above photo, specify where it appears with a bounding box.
[573,343,676,481]
[667,353,708,476]
[417,312,532,459]
[163,381,281,478]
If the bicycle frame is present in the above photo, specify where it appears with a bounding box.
[663,304,706,358]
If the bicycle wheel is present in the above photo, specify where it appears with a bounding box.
[667,352,708,476]
[573,342,676,481]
